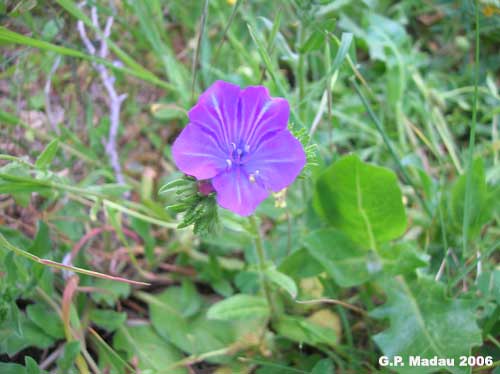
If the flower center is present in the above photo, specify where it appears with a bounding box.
[226,142,250,168]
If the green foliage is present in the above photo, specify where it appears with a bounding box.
[160,177,220,234]
[451,158,496,244]
[114,325,187,374]
[0,0,498,372]
[139,285,240,359]
[207,294,269,321]
[274,315,337,349]
[314,154,407,248]
[371,276,483,374]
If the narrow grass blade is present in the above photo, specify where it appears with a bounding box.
[191,0,209,99]
[352,79,432,217]
[0,27,174,91]
[0,234,150,286]
[247,23,304,128]
[463,0,481,254]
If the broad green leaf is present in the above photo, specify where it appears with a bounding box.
[114,324,187,374]
[265,268,298,299]
[0,363,26,374]
[90,279,130,307]
[35,139,59,169]
[24,356,41,374]
[207,294,269,321]
[304,230,428,287]
[26,304,64,339]
[278,248,323,279]
[314,154,407,248]
[89,310,127,332]
[371,276,482,374]
[274,315,337,348]
[312,358,334,374]
[141,288,237,359]
[303,229,373,287]
[0,313,55,356]
[377,242,429,276]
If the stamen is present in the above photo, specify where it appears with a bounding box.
[244,144,250,152]
[226,159,232,168]
[249,169,260,183]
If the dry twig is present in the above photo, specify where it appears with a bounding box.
[77,6,128,186]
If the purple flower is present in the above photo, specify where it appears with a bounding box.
[172,81,306,216]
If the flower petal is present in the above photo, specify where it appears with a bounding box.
[244,130,306,192]
[239,86,290,148]
[212,167,269,216]
[172,122,228,180]
[188,80,241,150]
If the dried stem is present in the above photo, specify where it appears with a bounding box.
[77,6,128,187]
[44,55,62,134]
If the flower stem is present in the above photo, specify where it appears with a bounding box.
[248,215,278,320]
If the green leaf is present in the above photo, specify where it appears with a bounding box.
[0,313,55,356]
[24,356,40,374]
[377,242,429,276]
[477,270,500,304]
[26,304,64,339]
[114,324,187,374]
[452,158,494,244]
[371,276,482,374]
[89,309,127,332]
[314,154,407,248]
[35,139,59,169]
[140,288,237,358]
[0,363,26,374]
[278,248,323,279]
[151,104,187,121]
[207,294,269,321]
[299,31,324,53]
[312,358,334,374]
[304,229,428,287]
[303,229,373,287]
[265,268,298,299]
[57,341,80,372]
[90,279,130,307]
[274,315,337,349]
[330,32,353,73]
[29,221,51,257]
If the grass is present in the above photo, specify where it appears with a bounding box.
[0,1,499,373]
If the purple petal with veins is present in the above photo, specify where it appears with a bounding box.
[172,80,306,216]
